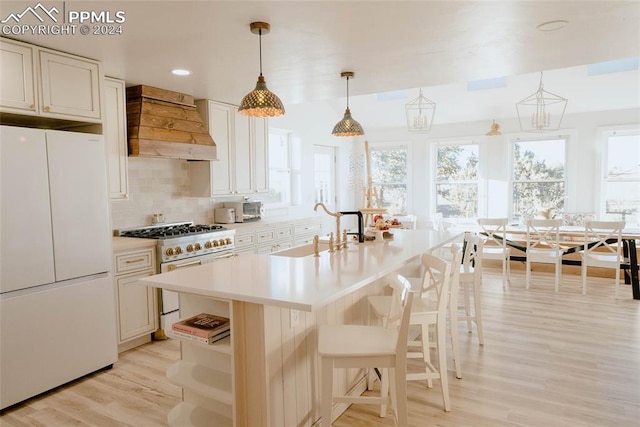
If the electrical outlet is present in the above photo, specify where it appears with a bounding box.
[290,309,299,328]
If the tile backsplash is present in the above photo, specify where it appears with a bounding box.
[110,157,215,229]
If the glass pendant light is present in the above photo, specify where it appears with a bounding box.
[516,71,567,132]
[332,71,365,137]
[238,22,285,117]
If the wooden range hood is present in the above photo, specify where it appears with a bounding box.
[126,85,216,160]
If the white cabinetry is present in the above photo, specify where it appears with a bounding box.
[114,247,157,352]
[0,39,36,112]
[104,77,128,199]
[190,100,268,197]
[256,225,293,254]
[0,38,102,122]
[232,218,322,255]
[167,295,235,427]
[294,219,324,246]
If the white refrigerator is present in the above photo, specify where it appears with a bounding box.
[0,126,117,410]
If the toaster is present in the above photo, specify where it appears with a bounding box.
[214,208,236,224]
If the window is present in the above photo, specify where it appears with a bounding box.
[602,130,640,221]
[262,130,291,206]
[369,144,408,215]
[313,145,336,209]
[511,138,566,219]
[435,142,479,218]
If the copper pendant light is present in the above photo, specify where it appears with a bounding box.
[332,71,364,137]
[238,22,285,117]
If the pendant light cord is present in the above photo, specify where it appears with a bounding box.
[259,29,263,77]
[346,76,350,109]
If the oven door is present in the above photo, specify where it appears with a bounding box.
[158,250,235,333]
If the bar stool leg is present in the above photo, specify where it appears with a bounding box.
[321,358,334,427]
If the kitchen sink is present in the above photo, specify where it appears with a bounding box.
[271,242,330,258]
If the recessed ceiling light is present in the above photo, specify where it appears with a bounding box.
[171,69,191,76]
[536,20,569,32]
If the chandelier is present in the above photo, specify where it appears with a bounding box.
[516,72,567,132]
[405,88,436,133]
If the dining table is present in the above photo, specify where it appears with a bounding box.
[469,225,640,300]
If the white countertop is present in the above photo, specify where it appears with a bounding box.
[138,229,462,311]
[112,236,157,252]
[213,214,323,232]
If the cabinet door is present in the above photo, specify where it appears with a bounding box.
[234,110,254,194]
[39,50,102,121]
[0,40,37,114]
[252,117,269,194]
[116,270,157,342]
[104,77,128,199]
[0,126,55,292]
[198,100,234,196]
[46,130,111,281]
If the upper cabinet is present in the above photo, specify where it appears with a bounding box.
[190,100,269,197]
[104,77,129,199]
[0,38,102,123]
[0,40,37,112]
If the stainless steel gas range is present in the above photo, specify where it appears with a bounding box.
[115,222,236,337]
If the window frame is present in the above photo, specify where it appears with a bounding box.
[598,125,640,221]
[508,134,569,220]
[367,141,411,215]
[432,139,481,222]
[264,128,293,208]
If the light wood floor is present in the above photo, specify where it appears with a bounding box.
[1,270,639,427]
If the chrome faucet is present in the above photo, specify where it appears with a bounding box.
[314,202,342,248]
[339,211,365,243]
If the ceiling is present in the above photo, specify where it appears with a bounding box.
[2,1,639,124]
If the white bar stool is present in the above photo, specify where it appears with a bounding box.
[318,274,414,426]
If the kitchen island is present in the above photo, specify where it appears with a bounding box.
[139,229,460,427]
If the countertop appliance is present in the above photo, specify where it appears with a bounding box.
[223,200,263,222]
[1,126,117,410]
[115,222,236,336]
[215,207,236,224]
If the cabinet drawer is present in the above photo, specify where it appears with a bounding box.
[295,222,322,235]
[256,229,276,244]
[115,249,155,274]
[276,226,293,241]
[294,235,317,247]
[235,232,256,248]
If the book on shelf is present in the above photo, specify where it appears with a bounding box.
[172,312,230,339]
[171,329,230,345]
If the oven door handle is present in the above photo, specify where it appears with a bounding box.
[214,252,236,260]
[167,259,202,271]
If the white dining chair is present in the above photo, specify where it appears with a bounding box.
[458,232,484,345]
[581,220,625,296]
[477,218,511,290]
[526,219,564,292]
[318,274,413,426]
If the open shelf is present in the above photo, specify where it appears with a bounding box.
[168,330,232,355]
[167,360,233,405]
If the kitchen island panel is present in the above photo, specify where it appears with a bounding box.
[140,229,462,426]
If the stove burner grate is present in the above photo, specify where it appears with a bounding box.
[120,224,227,239]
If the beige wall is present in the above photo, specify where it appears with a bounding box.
[110,157,214,229]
